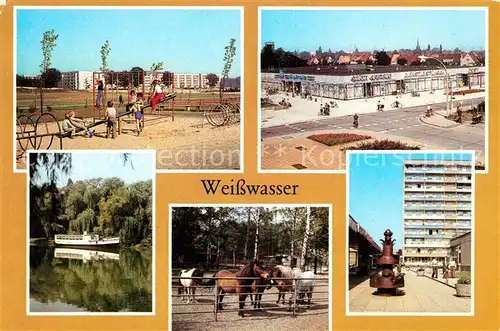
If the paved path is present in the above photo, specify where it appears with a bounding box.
[262,101,485,165]
[349,271,471,313]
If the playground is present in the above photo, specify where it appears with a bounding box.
[16,78,241,171]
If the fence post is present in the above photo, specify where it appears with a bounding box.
[293,278,297,316]
[214,280,218,322]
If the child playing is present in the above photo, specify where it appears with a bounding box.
[66,111,93,137]
[131,92,144,135]
[105,101,117,139]
[150,79,165,112]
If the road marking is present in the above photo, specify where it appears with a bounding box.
[399,127,404,130]
[413,124,420,127]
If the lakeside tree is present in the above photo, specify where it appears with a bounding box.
[39,29,58,113]
[206,73,219,88]
[220,38,237,100]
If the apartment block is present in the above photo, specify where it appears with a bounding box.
[402,160,473,267]
[174,73,213,89]
[58,71,94,90]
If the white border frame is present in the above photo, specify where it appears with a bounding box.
[168,203,332,331]
[345,149,475,316]
[257,7,489,175]
[26,149,157,316]
[13,6,244,174]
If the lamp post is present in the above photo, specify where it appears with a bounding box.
[419,55,451,116]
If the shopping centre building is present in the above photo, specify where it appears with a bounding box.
[261,65,485,100]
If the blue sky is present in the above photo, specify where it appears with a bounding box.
[17,9,241,75]
[349,152,472,249]
[34,152,154,187]
[261,9,486,53]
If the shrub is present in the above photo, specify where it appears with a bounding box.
[416,268,425,272]
[456,271,471,285]
[308,133,371,146]
[342,139,421,151]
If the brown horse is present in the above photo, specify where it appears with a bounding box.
[213,260,270,317]
[250,267,281,309]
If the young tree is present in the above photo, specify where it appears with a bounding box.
[427,44,431,52]
[100,40,111,73]
[439,44,443,53]
[220,38,237,100]
[39,30,58,113]
[84,77,91,91]
[150,62,164,82]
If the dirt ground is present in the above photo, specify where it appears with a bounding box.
[16,113,240,170]
[171,276,330,331]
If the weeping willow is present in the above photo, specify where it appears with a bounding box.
[30,178,153,245]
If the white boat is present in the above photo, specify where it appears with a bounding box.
[54,248,120,261]
[54,232,120,246]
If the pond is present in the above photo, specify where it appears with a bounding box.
[29,246,152,313]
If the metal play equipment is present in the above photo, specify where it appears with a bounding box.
[92,71,176,123]
[16,112,63,159]
[369,229,405,295]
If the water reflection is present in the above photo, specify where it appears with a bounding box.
[30,246,152,313]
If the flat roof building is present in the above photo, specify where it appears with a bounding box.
[402,160,473,267]
[261,65,485,100]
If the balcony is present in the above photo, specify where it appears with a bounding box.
[404,243,449,248]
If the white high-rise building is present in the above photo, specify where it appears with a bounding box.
[402,160,473,267]
[58,71,94,90]
[174,73,213,89]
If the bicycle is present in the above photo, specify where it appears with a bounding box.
[391,101,403,108]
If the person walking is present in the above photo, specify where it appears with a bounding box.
[353,113,359,128]
[431,258,438,278]
[449,259,457,278]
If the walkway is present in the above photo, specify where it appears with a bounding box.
[349,271,471,313]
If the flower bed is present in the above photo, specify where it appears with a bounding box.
[449,88,485,96]
[342,139,421,151]
[308,133,371,146]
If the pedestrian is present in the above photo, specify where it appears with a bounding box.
[431,258,438,278]
[449,259,457,278]
[353,113,359,128]
[118,94,124,107]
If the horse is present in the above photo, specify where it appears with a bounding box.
[275,265,302,310]
[296,271,315,307]
[178,267,204,303]
[250,267,280,309]
[212,260,271,317]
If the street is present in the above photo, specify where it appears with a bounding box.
[261,98,485,169]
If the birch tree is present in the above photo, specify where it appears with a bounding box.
[220,38,237,100]
[300,207,311,270]
[253,208,261,260]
